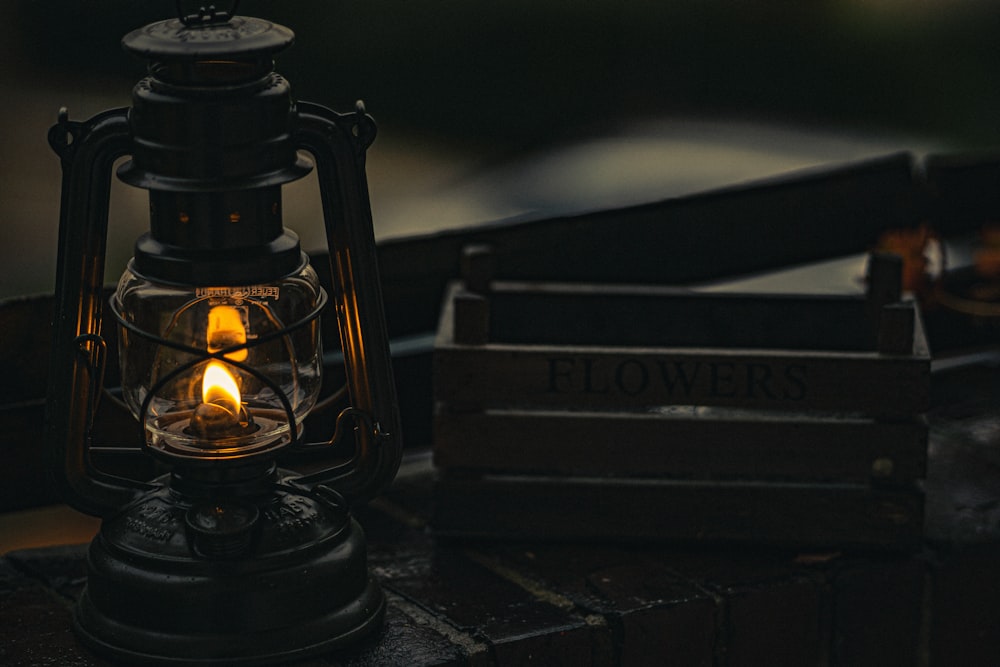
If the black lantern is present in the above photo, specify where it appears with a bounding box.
[44,3,402,664]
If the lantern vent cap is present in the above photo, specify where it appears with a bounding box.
[122,15,295,62]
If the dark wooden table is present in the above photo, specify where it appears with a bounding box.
[3,366,999,667]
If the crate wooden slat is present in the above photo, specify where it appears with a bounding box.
[435,337,929,416]
[435,281,930,416]
[435,409,927,484]
[433,475,925,548]
[432,253,931,547]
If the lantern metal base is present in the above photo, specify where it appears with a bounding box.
[72,471,384,665]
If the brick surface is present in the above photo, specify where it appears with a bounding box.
[329,601,468,667]
[0,559,111,667]
[6,544,89,601]
[830,556,926,667]
[929,544,1000,666]
[724,579,828,667]
[648,546,836,666]
[1,464,997,666]
[490,545,716,666]
[371,541,595,666]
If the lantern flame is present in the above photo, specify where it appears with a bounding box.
[202,361,242,416]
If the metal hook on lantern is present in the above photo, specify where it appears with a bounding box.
[73,333,108,434]
[291,407,387,453]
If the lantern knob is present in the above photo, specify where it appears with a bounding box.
[177,1,241,26]
[186,501,259,558]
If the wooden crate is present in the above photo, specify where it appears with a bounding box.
[432,251,930,547]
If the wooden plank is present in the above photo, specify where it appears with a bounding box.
[924,151,1000,237]
[435,343,929,415]
[434,409,926,484]
[436,280,931,416]
[0,401,56,511]
[0,295,58,403]
[432,475,924,548]
[379,153,922,336]
[484,282,881,351]
[0,397,155,512]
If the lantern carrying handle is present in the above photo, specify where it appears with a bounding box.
[45,108,155,518]
[291,101,403,502]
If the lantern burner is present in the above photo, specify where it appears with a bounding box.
[189,402,256,439]
[152,408,286,459]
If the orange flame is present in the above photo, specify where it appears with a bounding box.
[202,361,241,415]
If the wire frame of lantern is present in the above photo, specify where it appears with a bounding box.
[110,260,328,461]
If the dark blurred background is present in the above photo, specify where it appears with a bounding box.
[13,1,1000,146]
[4,0,1000,297]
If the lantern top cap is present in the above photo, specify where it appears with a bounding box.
[122,15,294,61]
